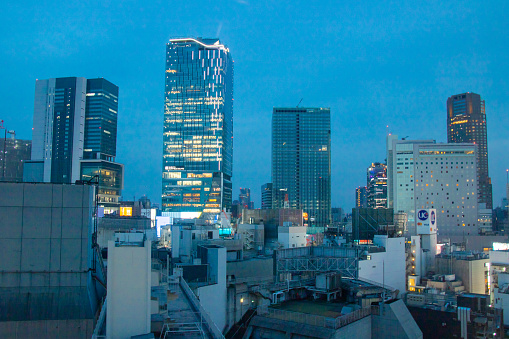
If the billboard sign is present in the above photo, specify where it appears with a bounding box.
[120,206,133,217]
[416,209,437,234]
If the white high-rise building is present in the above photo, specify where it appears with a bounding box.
[28,77,87,184]
[387,136,435,233]
[387,135,478,237]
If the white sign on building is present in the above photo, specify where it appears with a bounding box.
[416,209,437,235]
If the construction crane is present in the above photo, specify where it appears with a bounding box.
[296,98,303,107]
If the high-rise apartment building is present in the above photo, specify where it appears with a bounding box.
[366,163,387,209]
[27,77,123,214]
[355,186,367,208]
[447,92,492,209]
[162,38,234,215]
[387,135,479,237]
[261,183,273,209]
[272,107,331,231]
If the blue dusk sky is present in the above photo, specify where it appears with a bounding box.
[1,1,508,210]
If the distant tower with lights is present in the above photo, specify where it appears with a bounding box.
[447,92,492,209]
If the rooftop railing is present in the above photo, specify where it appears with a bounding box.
[257,304,371,330]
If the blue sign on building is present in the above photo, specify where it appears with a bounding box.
[417,210,429,221]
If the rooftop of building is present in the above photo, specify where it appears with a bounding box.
[113,231,146,246]
[270,299,350,318]
[168,37,228,51]
[436,250,489,260]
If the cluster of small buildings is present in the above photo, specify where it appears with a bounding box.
[0,35,508,339]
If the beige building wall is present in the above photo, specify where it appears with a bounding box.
[435,257,488,294]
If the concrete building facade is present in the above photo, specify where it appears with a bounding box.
[106,234,151,339]
[0,182,104,338]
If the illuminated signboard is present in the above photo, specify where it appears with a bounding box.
[120,207,132,217]
[416,209,437,235]
[493,242,509,251]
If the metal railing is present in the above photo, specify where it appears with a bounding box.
[257,305,371,330]
[91,297,107,339]
[179,276,225,339]
[250,278,316,293]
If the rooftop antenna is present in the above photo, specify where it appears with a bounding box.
[296,98,303,107]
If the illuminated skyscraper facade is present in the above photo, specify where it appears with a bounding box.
[366,162,387,209]
[355,186,367,208]
[272,107,331,232]
[447,92,492,209]
[162,38,234,214]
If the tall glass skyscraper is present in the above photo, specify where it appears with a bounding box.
[29,77,123,214]
[447,92,492,209]
[366,162,387,209]
[80,78,124,214]
[272,107,331,231]
[162,38,234,215]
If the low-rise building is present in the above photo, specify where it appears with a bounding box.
[278,225,307,249]
[435,251,489,294]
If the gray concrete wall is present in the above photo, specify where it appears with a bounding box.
[334,315,371,339]
[0,183,98,323]
[371,301,422,339]
[246,314,371,339]
[227,257,273,283]
[0,319,93,339]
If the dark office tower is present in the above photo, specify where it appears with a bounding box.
[355,186,367,208]
[366,163,387,209]
[80,79,124,214]
[28,77,123,214]
[447,92,492,209]
[261,183,273,209]
[0,134,31,182]
[162,38,234,215]
[239,187,251,209]
[83,79,118,160]
[272,107,331,232]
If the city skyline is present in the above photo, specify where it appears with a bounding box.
[1,1,508,210]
